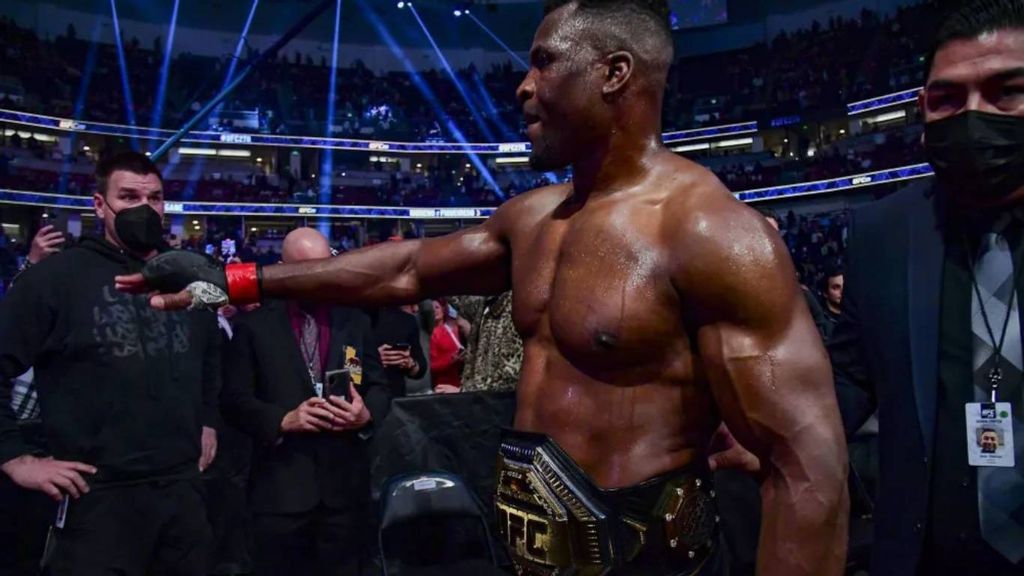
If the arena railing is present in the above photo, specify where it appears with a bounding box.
[0,163,934,219]
[0,109,756,154]
[1,82,923,155]
[846,87,921,116]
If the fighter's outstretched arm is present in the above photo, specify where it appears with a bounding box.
[116,204,513,310]
[259,219,511,306]
[672,192,848,576]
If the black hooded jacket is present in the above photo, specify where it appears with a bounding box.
[0,237,220,485]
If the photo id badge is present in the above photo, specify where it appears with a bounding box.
[313,381,324,399]
[965,402,1016,467]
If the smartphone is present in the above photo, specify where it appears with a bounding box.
[324,369,351,401]
[391,343,411,353]
[40,212,69,236]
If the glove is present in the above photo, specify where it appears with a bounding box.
[140,251,262,309]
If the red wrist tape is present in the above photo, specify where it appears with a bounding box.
[224,262,262,305]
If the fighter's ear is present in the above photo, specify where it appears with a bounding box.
[602,51,634,96]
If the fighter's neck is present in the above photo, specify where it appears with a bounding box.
[571,134,665,199]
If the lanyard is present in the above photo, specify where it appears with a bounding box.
[299,314,321,382]
[964,233,1024,402]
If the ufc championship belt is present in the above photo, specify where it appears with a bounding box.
[495,430,718,576]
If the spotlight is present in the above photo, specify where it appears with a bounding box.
[397,1,405,8]
[82,145,90,151]
[453,9,462,17]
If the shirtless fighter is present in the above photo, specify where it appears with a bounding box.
[117,1,848,574]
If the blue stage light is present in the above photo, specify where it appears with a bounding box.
[397,2,405,8]
[453,10,462,17]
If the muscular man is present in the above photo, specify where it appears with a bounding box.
[119,1,848,574]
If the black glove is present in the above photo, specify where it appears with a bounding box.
[141,250,228,294]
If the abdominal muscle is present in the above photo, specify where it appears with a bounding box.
[511,340,717,489]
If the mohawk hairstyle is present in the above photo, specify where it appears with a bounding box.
[542,0,674,77]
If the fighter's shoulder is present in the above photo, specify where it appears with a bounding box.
[659,155,756,236]
[660,158,782,276]
[489,183,571,227]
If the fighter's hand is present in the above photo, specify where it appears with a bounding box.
[326,384,371,430]
[28,225,65,264]
[707,422,761,475]
[198,426,218,472]
[1,455,97,501]
[115,250,229,311]
[281,397,341,434]
[434,384,461,394]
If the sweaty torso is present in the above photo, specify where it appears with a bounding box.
[505,156,721,489]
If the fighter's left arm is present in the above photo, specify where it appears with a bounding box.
[670,190,848,576]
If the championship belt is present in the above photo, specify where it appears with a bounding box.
[495,430,718,576]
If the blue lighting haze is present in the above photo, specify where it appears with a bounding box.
[358,0,503,198]
[109,0,139,147]
[150,0,180,132]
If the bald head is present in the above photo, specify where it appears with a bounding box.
[282,228,332,263]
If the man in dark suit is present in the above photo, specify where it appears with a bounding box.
[831,2,1024,574]
[221,228,390,576]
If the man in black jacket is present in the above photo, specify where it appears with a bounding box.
[372,306,427,399]
[221,228,390,576]
[0,151,221,575]
[831,2,1024,574]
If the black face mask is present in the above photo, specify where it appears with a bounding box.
[113,204,165,254]
[925,110,1024,203]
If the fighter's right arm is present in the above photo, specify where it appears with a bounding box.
[120,199,518,310]
[260,213,512,306]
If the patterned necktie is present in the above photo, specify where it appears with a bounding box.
[301,313,321,383]
[972,228,1024,563]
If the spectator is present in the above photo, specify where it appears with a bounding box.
[372,306,427,398]
[429,298,467,393]
[758,206,831,339]
[205,302,254,576]
[0,151,221,576]
[0,223,67,576]
[821,267,845,340]
[220,228,390,576]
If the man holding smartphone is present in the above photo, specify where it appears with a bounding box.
[220,228,390,576]
[373,306,428,398]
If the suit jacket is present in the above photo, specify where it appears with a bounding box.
[221,300,391,515]
[829,178,944,576]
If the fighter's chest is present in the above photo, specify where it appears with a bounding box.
[511,210,680,361]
